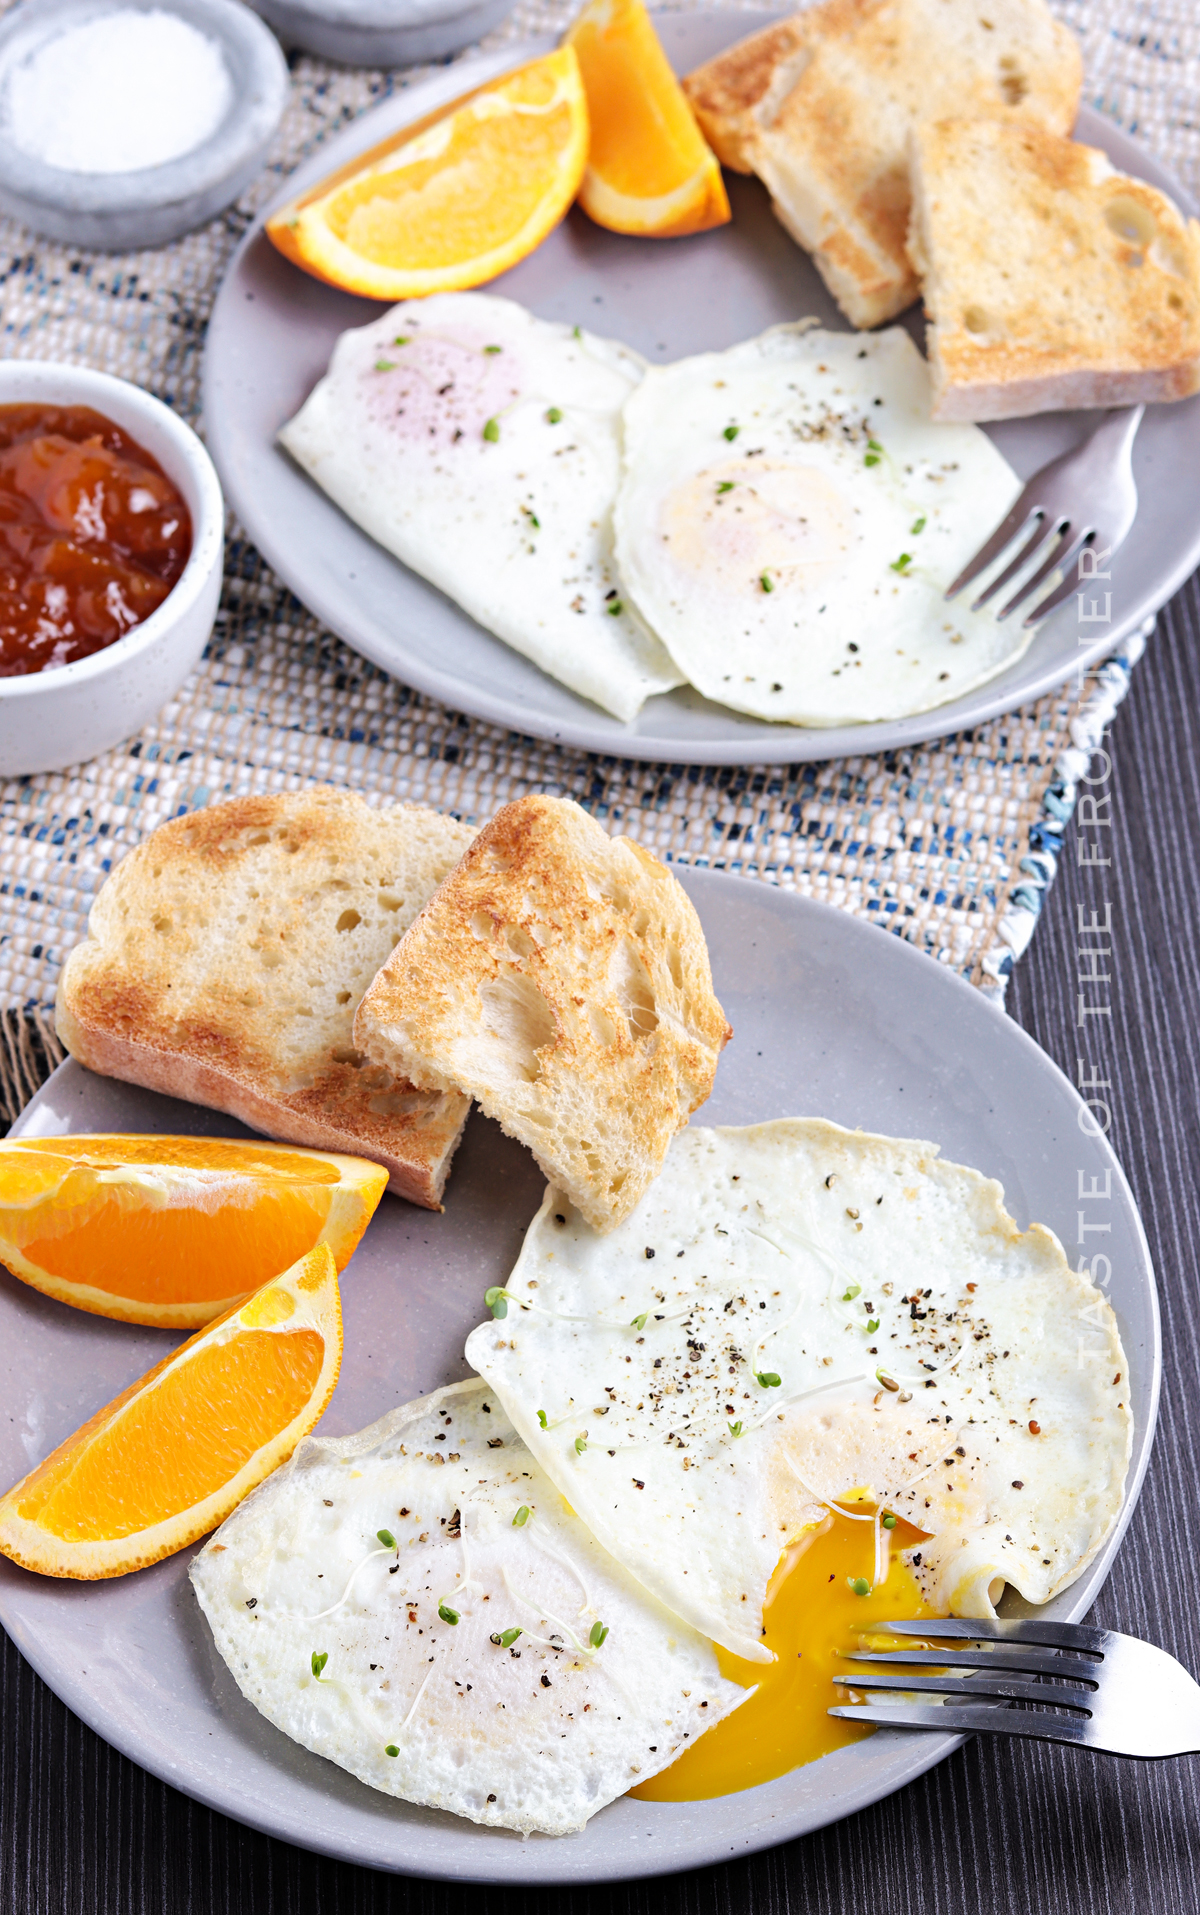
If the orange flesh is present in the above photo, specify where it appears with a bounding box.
[10,1182,331,1305]
[569,0,712,199]
[325,66,576,270]
[18,1328,324,1540]
[633,1503,940,1800]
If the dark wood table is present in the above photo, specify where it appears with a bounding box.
[4,573,1199,1915]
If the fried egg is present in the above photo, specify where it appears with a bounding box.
[191,1379,744,1835]
[466,1119,1131,1664]
[612,326,1026,725]
[279,293,682,722]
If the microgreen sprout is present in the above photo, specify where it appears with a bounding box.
[890,553,913,575]
[438,1602,460,1625]
[728,1420,744,1437]
[866,1318,880,1334]
[573,325,582,339]
[575,1435,587,1454]
[482,417,500,443]
[537,1409,548,1428]
[589,1620,609,1649]
[377,1528,397,1550]
[385,1744,400,1757]
[311,1651,328,1680]
[525,508,541,530]
[723,425,739,441]
[849,1577,870,1597]
[876,1369,900,1392]
[716,480,735,493]
[911,515,926,534]
[484,1286,509,1319]
[864,439,883,468]
[756,1371,782,1388]
[842,1284,861,1301]
[882,1513,898,1530]
[491,1627,523,1647]
[760,572,774,593]
[393,335,410,346]
[374,359,396,372]
[483,344,502,354]
[546,406,563,423]
[512,1505,530,1528]
[631,1312,649,1329]
[607,599,624,617]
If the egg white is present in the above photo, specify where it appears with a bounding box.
[279,292,682,722]
[613,325,1027,725]
[191,1379,744,1835]
[466,1119,1132,1661]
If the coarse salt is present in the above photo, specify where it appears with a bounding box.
[4,9,234,175]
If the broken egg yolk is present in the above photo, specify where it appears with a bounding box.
[632,1499,941,1800]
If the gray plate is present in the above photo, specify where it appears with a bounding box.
[0,874,1160,1882]
[202,11,1200,766]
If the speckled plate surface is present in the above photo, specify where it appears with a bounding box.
[0,874,1159,1881]
[203,10,1200,766]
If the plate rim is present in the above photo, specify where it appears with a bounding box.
[0,874,1162,1881]
[201,14,1200,767]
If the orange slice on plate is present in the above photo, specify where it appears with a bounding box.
[266,48,589,299]
[0,1135,386,1329]
[0,1242,342,1579]
[565,0,730,237]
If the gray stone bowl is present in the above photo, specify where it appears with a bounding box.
[0,0,289,250]
[245,0,516,68]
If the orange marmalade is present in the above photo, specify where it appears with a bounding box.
[0,404,192,676]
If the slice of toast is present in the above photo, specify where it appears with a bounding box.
[684,0,1082,329]
[56,788,476,1208]
[910,117,1200,419]
[353,795,731,1233]
[683,16,814,174]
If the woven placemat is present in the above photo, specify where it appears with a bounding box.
[0,0,1193,1123]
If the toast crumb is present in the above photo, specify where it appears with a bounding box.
[910,117,1200,419]
[354,795,731,1233]
[684,0,1083,329]
[56,788,476,1207]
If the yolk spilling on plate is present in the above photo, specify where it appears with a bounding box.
[632,1499,941,1801]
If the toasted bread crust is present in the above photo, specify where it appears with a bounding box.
[911,118,1200,420]
[683,18,813,171]
[56,789,475,1207]
[684,0,1083,329]
[355,796,731,1233]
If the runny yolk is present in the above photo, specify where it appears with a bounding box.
[631,1499,942,1801]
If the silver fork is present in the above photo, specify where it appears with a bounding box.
[829,1616,1200,1757]
[945,406,1144,629]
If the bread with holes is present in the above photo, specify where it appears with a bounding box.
[909,116,1200,420]
[353,795,731,1233]
[56,788,476,1207]
[683,0,1082,328]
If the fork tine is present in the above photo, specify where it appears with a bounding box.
[827,1701,1093,1745]
[970,517,1065,612]
[843,1645,1098,1677]
[869,1617,1108,1652]
[1020,558,1095,629]
[832,1670,1096,1708]
[945,504,1042,600]
[997,528,1091,623]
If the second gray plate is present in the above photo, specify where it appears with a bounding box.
[0,874,1159,1882]
[203,11,1200,765]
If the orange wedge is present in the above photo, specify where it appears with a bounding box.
[266,48,589,299]
[565,0,730,237]
[0,1242,342,1579]
[0,1136,385,1330]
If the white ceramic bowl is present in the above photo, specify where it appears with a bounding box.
[0,361,224,778]
[246,0,516,67]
